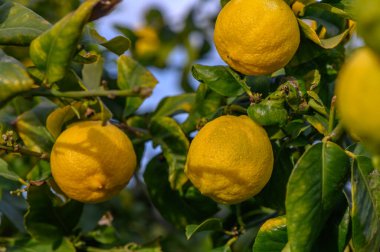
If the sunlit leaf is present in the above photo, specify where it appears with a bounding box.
[0,1,50,46]
[117,55,157,117]
[153,93,195,118]
[0,50,34,107]
[29,0,101,83]
[286,142,350,252]
[253,216,287,251]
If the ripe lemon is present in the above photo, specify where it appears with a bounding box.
[135,27,160,58]
[335,47,380,153]
[50,121,137,203]
[214,0,300,76]
[185,115,274,204]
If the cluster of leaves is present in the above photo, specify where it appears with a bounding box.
[0,0,379,251]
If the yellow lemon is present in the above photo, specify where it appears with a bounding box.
[335,47,380,153]
[50,121,137,203]
[214,0,300,76]
[135,27,160,58]
[185,115,274,204]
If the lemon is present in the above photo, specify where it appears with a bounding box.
[185,115,274,204]
[335,47,380,153]
[50,121,137,203]
[135,27,160,58]
[213,0,300,76]
[355,0,380,54]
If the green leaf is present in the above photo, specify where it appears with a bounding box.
[153,93,196,118]
[26,160,51,182]
[15,102,56,152]
[191,64,243,97]
[0,1,50,46]
[82,56,104,90]
[185,218,223,240]
[25,184,83,242]
[117,55,157,117]
[182,83,223,133]
[29,0,101,83]
[0,191,26,232]
[46,102,86,139]
[253,216,287,252]
[307,91,328,117]
[0,51,34,107]
[0,158,20,182]
[306,2,353,19]
[297,19,351,49]
[100,36,130,55]
[286,142,350,252]
[304,113,328,135]
[351,156,380,252]
[248,100,288,126]
[150,117,189,190]
[144,155,218,227]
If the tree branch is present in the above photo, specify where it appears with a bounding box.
[0,145,49,160]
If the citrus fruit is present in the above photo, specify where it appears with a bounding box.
[185,115,274,204]
[213,0,300,76]
[335,47,380,153]
[50,121,137,203]
[135,27,160,58]
[355,0,380,54]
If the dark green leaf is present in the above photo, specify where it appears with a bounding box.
[256,147,293,211]
[0,1,50,46]
[144,155,218,227]
[150,117,189,190]
[286,142,350,252]
[117,55,157,117]
[0,191,26,232]
[185,218,223,240]
[191,64,243,97]
[182,83,223,133]
[29,0,101,83]
[153,93,196,118]
[0,51,34,107]
[0,158,20,182]
[25,184,83,242]
[253,216,287,252]
[306,3,353,19]
[351,156,380,252]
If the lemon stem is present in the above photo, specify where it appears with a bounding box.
[27,87,153,99]
[0,145,49,160]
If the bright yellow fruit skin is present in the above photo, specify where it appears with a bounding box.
[214,0,300,76]
[336,48,380,153]
[185,115,274,204]
[50,121,137,203]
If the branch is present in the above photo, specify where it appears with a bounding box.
[27,87,153,99]
[0,145,49,160]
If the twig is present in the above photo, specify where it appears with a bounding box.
[26,87,153,99]
[0,145,49,160]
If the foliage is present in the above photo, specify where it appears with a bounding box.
[0,0,378,251]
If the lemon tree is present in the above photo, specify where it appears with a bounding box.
[0,0,379,251]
